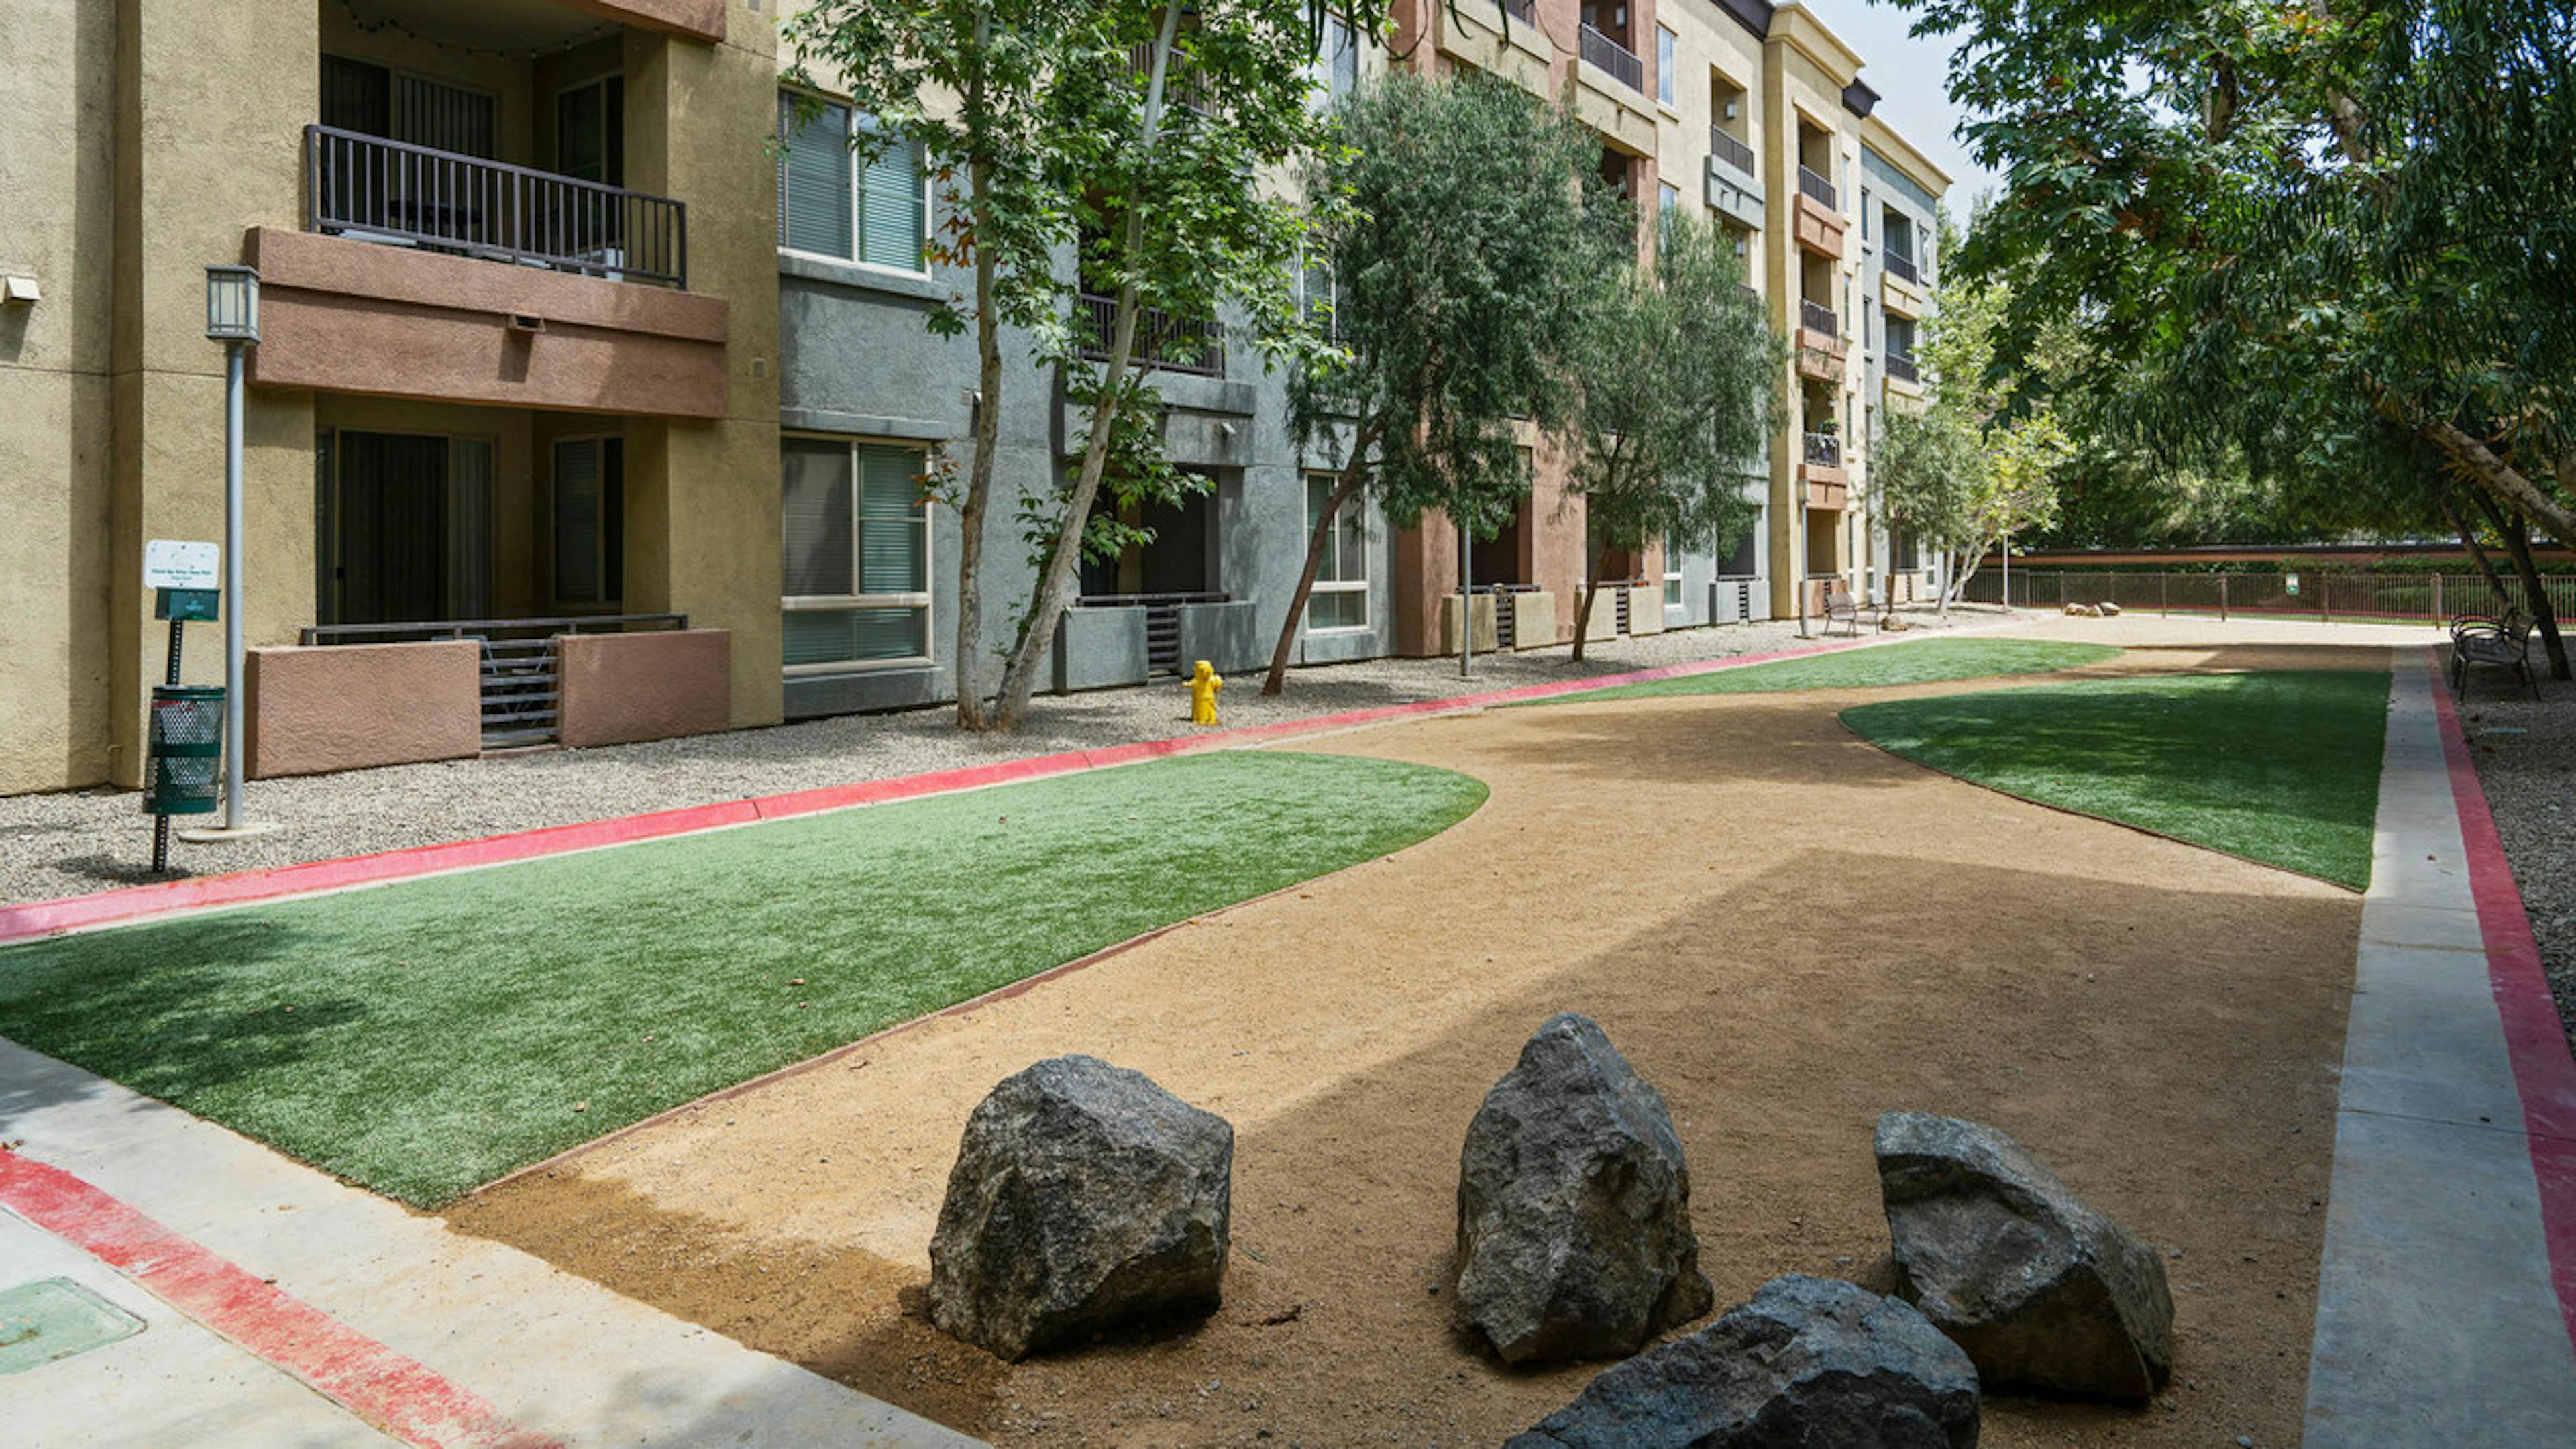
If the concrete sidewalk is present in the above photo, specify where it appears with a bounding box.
[0,1039,979,1448]
[2303,652,2576,1442]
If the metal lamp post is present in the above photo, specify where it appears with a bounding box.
[204,265,258,833]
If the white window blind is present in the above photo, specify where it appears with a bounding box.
[777,91,927,273]
[782,437,932,669]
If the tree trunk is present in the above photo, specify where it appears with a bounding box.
[953,29,1001,730]
[2475,492,2572,681]
[2438,491,2511,604]
[987,4,1181,729]
[1260,415,1387,696]
[2397,405,2576,553]
[1880,525,1901,626]
[1570,545,1605,663]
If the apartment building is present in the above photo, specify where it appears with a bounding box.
[0,0,1945,796]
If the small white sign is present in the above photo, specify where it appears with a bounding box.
[2284,572,2302,597]
[144,539,219,591]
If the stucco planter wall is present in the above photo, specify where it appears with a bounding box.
[557,629,733,749]
[1175,600,1264,675]
[1442,594,1501,656]
[246,641,481,779]
[1054,606,1150,694]
[1631,587,1668,635]
[1510,592,1558,650]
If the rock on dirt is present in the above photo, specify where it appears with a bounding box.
[2065,603,2104,617]
[1505,1274,1981,1448]
[1456,1013,1714,1365]
[928,1055,1233,1360]
[1874,1110,2174,1399]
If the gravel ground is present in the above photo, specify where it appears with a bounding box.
[0,611,1982,906]
[2455,665,2576,1056]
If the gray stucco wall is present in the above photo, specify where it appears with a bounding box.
[776,241,1401,720]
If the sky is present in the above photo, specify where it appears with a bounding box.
[1805,0,2005,209]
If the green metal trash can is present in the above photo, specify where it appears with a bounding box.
[142,685,224,816]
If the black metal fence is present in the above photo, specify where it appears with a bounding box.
[1075,292,1224,376]
[1580,24,1644,92]
[1957,570,2576,624]
[1803,431,1841,468]
[305,125,687,289]
[1801,298,1837,335]
[1797,164,1836,209]
[1884,352,1919,384]
[1709,126,1756,176]
[1883,251,1919,284]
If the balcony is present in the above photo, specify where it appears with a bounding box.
[1801,299,1838,336]
[1886,352,1920,385]
[305,126,686,288]
[1803,431,1842,468]
[1580,24,1645,93]
[1883,250,1918,285]
[1709,127,1756,178]
[1076,292,1225,377]
[1793,167,1846,256]
[1797,166,1836,210]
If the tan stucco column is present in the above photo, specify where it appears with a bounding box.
[619,25,784,729]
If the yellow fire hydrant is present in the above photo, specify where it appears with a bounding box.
[1186,659,1223,727]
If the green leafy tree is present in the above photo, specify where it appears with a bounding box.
[987,0,1328,727]
[1872,404,1986,619]
[1896,0,2576,552]
[1262,72,1607,694]
[1563,211,1782,661]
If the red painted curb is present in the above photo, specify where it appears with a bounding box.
[0,1149,559,1449]
[0,634,1884,947]
[2422,647,2576,1354]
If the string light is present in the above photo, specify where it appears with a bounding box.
[335,0,619,62]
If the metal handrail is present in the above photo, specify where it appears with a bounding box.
[1803,431,1842,468]
[1709,126,1756,178]
[1797,164,1836,210]
[1074,291,1225,376]
[1074,592,1230,607]
[1885,352,1919,384]
[1801,298,1838,336]
[1579,23,1645,93]
[299,612,687,646]
[304,125,687,289]
[1882,250,1919,284]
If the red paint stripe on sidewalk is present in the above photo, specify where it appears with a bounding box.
[0,1150,560,1449]
[0,635,1884,946]
[2423,648,2576,1354]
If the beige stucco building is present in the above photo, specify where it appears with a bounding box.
[3,0,780,794]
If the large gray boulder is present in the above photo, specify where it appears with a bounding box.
[1873,1111,2174,1399]
[1507,1275,1982,1448]
[927,1055,1232,1360]
[1455,1013,1713,1364]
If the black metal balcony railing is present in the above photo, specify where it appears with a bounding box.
[1709,126,1756,178]
[1801,298,1838,336]
[1797,164,1836,210]
[305,125,686,289]
[1127,42,1213,115]
[1076,292,1224,377]
[1882,250,1919,284]
[1580,23,1645,93]
[1885,352,1920,384]
[1804,431,1842,468]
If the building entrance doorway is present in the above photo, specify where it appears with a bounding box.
[318,430,494,626]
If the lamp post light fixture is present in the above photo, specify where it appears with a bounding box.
[202,264,260,836]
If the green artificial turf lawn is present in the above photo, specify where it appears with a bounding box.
[1539,637,2122,704]
[1842,667,2390,889]
[0,751,1486,1206]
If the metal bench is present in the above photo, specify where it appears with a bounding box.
[2449,608,2540,700]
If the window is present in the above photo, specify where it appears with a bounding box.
[1656,27,1676,105]
[782,438,932,670]
[1297,255,1340,343]
[321,57,497,158]
[1719,514,1760,578]
[1662,569,1683,608]
[1309,15,1358,109]
[557,75,625,184]
[777,91,928,274]
[552,437,623,606]
[1658,181,1680,215]
[1304,473,1370,631]
[1886,315,1917,361]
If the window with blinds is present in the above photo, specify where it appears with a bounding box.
[782,437,932,669]
[552,437,625,606]
[777,91,928,274]
[1303,473,1369,632]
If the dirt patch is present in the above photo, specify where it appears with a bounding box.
[449,641,2371,1446]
